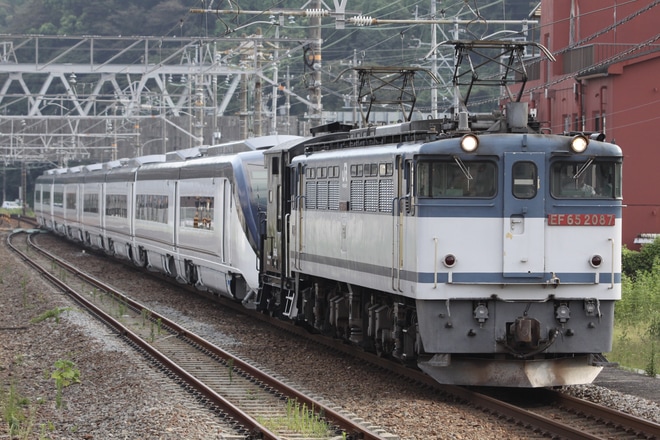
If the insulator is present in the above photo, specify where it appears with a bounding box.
[350,16,374,26]
[305,9,328,17]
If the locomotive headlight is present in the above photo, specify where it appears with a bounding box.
[443,254,457,268]
[570,134,589,153]
[589,254,603,268]
[460,134,479,152]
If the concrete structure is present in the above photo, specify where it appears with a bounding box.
[521,1,660,248]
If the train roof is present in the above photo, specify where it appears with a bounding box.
[36,135,304,182]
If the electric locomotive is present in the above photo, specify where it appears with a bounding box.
[256,107,622,387]
[255,41,621,387]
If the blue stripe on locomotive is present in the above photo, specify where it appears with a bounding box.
[295,251,621,285]
[416,200,622,218]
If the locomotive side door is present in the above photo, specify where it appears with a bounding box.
[502,152,545,277]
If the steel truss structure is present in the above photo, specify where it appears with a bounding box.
[0,35,315,166]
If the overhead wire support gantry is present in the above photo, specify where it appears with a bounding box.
[0,34,317,166]
[191,4,539,126]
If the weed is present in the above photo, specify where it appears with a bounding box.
[648,315,660,339]
[149,320,155,342]
[227,358,234,383]
[1,383,34,438]
[39,421,56,437]
[645,342,657,377]
[59,268,67,283]
[13,354,25,366]
[51,359,81,410]
[256,398,330,437]
[31,307,72,324]
[117,298,126,317]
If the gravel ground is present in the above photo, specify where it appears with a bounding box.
[1,226,659,439]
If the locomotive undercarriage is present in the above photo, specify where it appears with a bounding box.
[257,276,615,386]
[257,274,421,363]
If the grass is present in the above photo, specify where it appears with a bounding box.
[0,383,35,439]
[256,399,331,437]
[608,323,659,376]
[608,261,660,376]
[30,307,73,324]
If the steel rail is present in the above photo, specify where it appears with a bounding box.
[541,389,660,438]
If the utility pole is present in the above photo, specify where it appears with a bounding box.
[285,67,292,134]
[21,160,26,215]
[430,0,438,119]
[309,0,323,125]
[2,162,6,204]
[352,49,358,126]
[254,29,263,137]
[240,47,249,139]
[271,14,282,135]
[194,73,205,145]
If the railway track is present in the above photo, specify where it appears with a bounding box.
[309,337,660,439]
[11,227,660,439]
[529,389,659,439]
[7,229,396,440]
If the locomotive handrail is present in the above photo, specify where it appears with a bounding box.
[609,237,614,289]
[294,194,306,271]
[391,197,398,292]
[257,213,266,272]
[433,237,438,289]
[391,196,406,292]
[285,213,292,278]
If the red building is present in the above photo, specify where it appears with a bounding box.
[521,1,660,249]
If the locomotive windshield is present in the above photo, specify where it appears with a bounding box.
[551,160,621,199]
[417,160,497,198]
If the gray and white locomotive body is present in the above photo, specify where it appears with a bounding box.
[260,122,622,387]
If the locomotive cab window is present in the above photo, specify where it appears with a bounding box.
[417,160,496,198]
[551,160,621,199]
